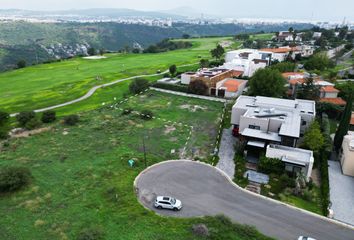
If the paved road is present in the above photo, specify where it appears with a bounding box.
[135,160,354,240]
[10,63,198,117]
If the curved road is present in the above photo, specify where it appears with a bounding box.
[10,63,198,117]
[135,160,354,240]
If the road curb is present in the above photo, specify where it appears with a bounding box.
[134,159,354,231]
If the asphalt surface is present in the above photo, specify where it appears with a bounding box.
[135,160,354,240]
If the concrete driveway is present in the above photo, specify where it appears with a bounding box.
[135,160,354,240]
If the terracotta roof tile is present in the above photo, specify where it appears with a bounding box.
[222,79,247,92]
[320,98,346,105]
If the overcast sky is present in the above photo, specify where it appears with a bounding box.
[0,0,353,22]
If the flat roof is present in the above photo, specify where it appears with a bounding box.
[233,95,315,138]
[266,144,314,166]
[241,128,282,142]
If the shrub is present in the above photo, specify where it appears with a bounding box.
[122,108,133,115]
[41,110,56,123]
[0,111,10,139]
[64,115,79,126]
[129,78,150,94]
[169,64,177,76]
[77,227,104,240]
[16,111,36,127]
[0,167,31,193]
[191,224,209,237]
[258,156,285,175]
[25,118,41,130]
[319,150,330,216]
[140,110,153,120]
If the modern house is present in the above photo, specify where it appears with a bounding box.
[222,49,272,77]
[231,95,316,180]
[339,132,354,177]
[274,31,303,42]
[181,68,243,97]
[213,78,247,98]
[266,144,314,181]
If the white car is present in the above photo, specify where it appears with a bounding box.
[154,196,182,211]
[298,237,316,240]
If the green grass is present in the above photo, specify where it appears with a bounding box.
[0,91,274,240]
[281,193,323,215]
[329,119,338,134]
[0,37,230,114]
[250,33,273,41]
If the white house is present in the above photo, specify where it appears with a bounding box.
[215,78,247,98]
[266,144,314,181]
[339,132,354,177]
[231,96,316,147]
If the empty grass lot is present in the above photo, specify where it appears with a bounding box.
[0,37,233,114]
[0,91,273,240]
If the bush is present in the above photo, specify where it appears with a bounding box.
[122,108,133,115]
[191,224,209,237]
[64,115,79,126]
[0,111,10,139]
[41,110,56,123]
[129,78,150,94]
[16,111,36,127]
[319,150,330,216]
[152,82,189,93]
[188,80,208,95]
[25,118,41,130]
[258,156,285,175]
[140,110,153,120]
[77,227,104,240]
[0,167,31,193]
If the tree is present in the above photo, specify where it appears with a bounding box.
[210,45,225,60]
[41,110,56,123]
[64,115,79,126]
[16,111,35,127]
[288,27,294,33]
[297,77,320,101]
[0,111,10,139]
[302,121,325,154]
[234,33,250,41]
[99,49,106,56]
[334,94,353,151]
[200,59,209,68]
[249,68,286,97]
[270,62,295,72]
[182,34,190,39]
[87,47,96,56]
[169,64,177,76]
[0,167,32,193]
[304,53,333,71]
[129,78,150,94]
[17,60,26,69]
[188,80,208,95]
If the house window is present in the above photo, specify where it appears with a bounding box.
[302,120,307,126]
[249,125,260,130]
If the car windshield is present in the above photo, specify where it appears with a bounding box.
[170,198,176,204]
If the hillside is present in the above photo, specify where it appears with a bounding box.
[0,21,313,71]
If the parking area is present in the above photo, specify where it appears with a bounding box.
[134,160,354,240]
[328,161,354,226]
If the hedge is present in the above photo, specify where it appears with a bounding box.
[152,82,189,93]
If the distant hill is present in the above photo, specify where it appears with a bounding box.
[0,21,313,72]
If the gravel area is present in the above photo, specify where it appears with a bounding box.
[328,160,354,226]
[216,128,236,179]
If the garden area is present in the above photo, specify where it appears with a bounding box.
[0,91,274,240]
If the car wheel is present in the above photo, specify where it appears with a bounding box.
[173,208,178,211]
[157,206,162,209]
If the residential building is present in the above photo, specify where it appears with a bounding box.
[213,78,247,98]
[313,32,322,39]
[350,112,354,131]
[231,96,316,147]
[223,49,272,77]
[275,31,303,42]
[339,132,354,177]
[282,72,346,105]
[266,144,314,181]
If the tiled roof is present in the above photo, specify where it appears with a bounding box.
[320,98,346,105]
[282,72,305,78]
[222,79,247,92]
[260,48,292,53]
[320,85,340,93]
[289,78,306,85]
[351,112,354,125]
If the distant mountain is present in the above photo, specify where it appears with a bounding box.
[161,7,205,18]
